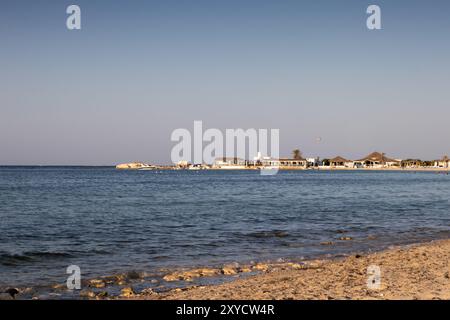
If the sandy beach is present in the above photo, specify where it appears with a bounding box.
[144,239,450,300]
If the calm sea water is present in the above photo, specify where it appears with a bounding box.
[0,167,449,291]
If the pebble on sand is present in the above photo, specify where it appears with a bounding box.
[252,263,269,272]
[140,288,155,296]
[79,290,96,298]
[89,279,106,288]
[120,287,135,297]
[221,266,239,275]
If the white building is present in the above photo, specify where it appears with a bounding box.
[434,157,450,168]
[213,157,247,169]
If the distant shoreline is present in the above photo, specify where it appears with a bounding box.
[115,166,450,172]
[1,165,449,172]
[0,165,116,168]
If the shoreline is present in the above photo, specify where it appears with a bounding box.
[2,238,448,300]
[1,165,448,172]
[137,239,450,300]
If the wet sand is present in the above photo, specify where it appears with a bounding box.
[149,239,449,300]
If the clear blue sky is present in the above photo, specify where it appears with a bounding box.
[1,0,449,165]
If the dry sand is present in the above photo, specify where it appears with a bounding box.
[150,239,449,300]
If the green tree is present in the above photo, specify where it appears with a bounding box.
[292,149,302,159]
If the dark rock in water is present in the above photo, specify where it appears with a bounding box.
[273,231,289,238]
[126,271,141,280]
[336,230,347,234]
[355,254,362,258]
[5,288,19,299]
[249,230,289,238]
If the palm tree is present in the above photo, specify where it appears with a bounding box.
[292,149,302,159]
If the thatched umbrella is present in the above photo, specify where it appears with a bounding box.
[329,156,351,167]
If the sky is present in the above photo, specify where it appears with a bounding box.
[1,0,450,165]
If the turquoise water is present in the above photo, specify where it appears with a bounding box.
[0,167,449,291]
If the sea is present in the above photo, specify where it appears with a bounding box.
[0,167,449,297]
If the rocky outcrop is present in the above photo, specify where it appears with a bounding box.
[115,162,151,170]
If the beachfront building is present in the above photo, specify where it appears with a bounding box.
[258,157,278,167]
[354,152,400,168]
[306,157,320,167]
[251,152,272,167]
[434,156,450,168]
[254,157,307,168]
[329,156,354,168]
[278,158,307,168]
[401,159,423,168]
[250,151,307,168]
[176,160,190,168]
[213,157,247,169]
